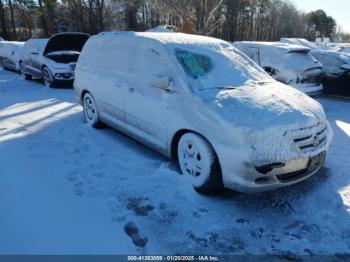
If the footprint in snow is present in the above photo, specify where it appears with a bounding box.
[124,222,148,248]
[127,197,154,217]
[74,181,85,196]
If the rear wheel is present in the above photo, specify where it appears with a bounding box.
[20,62,32,80]
[178,133,222,193]
[82,93,103,128]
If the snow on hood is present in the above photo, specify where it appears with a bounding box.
[43,33,90,55]
[201,81,325,130]
[200,81,328,161]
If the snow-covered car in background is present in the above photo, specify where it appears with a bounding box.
[234,41,323,96]
[0,41,7,61]
[0,41,25,71]
[19,32,90,87]
[75,32,332,193]
[334,44,350,54]
[311,50,350,97]
[146,25,176,33]
[280,38,320,50]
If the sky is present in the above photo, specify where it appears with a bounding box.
[292,0,350,33]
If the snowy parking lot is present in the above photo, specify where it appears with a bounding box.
[0,68,350,256]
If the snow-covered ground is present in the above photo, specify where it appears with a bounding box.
[0,68,349,255]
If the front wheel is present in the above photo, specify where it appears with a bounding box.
[42,67,57,88]
[82,93,103,128]
[178,133,222,193]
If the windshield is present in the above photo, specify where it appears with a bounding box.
[174,45,272,91]
[284,52,319,70]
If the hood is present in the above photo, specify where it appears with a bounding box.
[201,82,325,132]
[43,33,90,55]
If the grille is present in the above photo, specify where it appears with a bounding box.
[289,122,327,152]
[69,63,76,71]
[276,168,309,183]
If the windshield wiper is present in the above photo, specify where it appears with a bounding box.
[216,86,237,90]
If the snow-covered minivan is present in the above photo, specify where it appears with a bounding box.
[234,41,324,96]
[20,32,90,87]
[74,32,332,193]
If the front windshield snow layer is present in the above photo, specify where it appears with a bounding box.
[174,44,271,90]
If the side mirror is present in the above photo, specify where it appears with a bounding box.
[150,78,174,92]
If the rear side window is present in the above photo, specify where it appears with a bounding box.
[175,49,212,79]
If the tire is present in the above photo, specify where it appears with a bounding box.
[20,62,32,80]
[42,67,57,88]
[82,92,103,128]
[178,133,222,193]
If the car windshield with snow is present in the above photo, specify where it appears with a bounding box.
[19,32,90,87]
[234,41,324,96]
[74,32,332,193]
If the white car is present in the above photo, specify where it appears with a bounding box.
[74,32,332,193]
[234,41,324,96]
[19,33,90,87]
[0,41,25,71]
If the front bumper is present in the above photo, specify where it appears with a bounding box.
[219,151,327,193]
[215,122,332,193]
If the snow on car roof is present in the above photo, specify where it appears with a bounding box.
[98,31,231,51]
[4,41,25,46]
[94,31,271,90]
[234,41,310,53]
[1,41,25,53]
[280,38,320,50]
[311,49,350,63]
